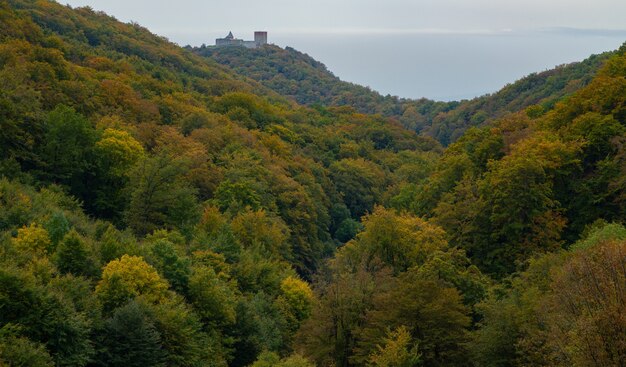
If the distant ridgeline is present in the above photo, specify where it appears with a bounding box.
[215,31,268,48]
[194,42,616,145]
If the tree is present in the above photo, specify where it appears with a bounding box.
[467,225,626,367]
[44,211,70,247]
[334,218,363,243]
[539,239,626,366]
[38,105,97,201]
[231,209,291,260]
[149,298,226,367]
[149,239,191,295]
[187,266,237,328]
[344,206,448,274]
[251,351,315,367]
[214,180,262,214]
[368,326,421,367]
[95,255,169,312]
[95,128,144,178]
[0,267,94,366]
[355,269,470,367]
[93,127,144,219]
[97,301,165,367]
[12,223,51,258]
[276,276,314,332]
[54,229,97,277]
[0,325,53,367]
[473,134,575,275]
[296,264,393,367]
[125,154,199,237]
[330,158,386,218]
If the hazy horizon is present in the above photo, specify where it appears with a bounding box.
[62,0,626,101]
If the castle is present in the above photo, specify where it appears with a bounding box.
[215,31,268,48]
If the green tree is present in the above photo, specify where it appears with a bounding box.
[214,180,262,214]
[126,154,199,237]
[0,267,94,366]
[149,239,191,295]
[44,211,70,247]
[188,266,237,328]
[0,325,53,367]
[473,134,576,275]
[39,105,97,200]
[539,239,626,366]
[251,351,315,367]
[97,301,165,367]
[149,298,226,367]
[330,158,386,218]
[54,229,96,277]
[296,265,393,367]
[334,218,363,243]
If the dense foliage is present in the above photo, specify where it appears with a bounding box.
[1,1,625,366]
[196,44,613,145]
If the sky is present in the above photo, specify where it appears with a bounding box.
[62,0,626,100]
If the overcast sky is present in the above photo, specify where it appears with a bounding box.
[60,0,626,100]
[62,0,626,43]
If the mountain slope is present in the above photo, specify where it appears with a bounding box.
[1,1,625,366]
[0,1,441,365]
[195,43,616,144]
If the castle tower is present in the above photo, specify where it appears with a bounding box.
[254,31,268,46]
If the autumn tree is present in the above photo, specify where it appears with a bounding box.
[368,326,421,367]
[96,255,169,312]
[354,267,471,367]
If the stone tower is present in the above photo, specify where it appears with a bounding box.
[254,31,268,46]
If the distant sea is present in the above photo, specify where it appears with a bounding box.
[264,32,625,101]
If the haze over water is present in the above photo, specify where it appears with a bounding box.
[268,31,625,101]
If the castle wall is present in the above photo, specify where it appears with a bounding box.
[216,38,244,47]
[215,32,267,48]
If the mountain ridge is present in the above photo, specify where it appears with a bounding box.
[194,42,616,144]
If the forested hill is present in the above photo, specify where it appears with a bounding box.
[195,43,615,144]
[0,1,440,365]
[1,1,626,366]
[192,44,410,116]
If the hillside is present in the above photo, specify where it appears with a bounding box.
[195,44,615,144]
[0,1,440,365]
[1,1,625,367]
[192,44,411,115]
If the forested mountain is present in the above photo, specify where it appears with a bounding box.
[0,1,439,365]
[1,1,625,366]
[195,44,614,144]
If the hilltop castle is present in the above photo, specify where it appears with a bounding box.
[215,31,268,48]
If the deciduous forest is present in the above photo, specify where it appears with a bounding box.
[0,1,624,366]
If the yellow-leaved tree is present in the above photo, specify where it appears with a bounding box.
[12,223,51,257]
[96,255,169,312]
[277,276,314,330]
